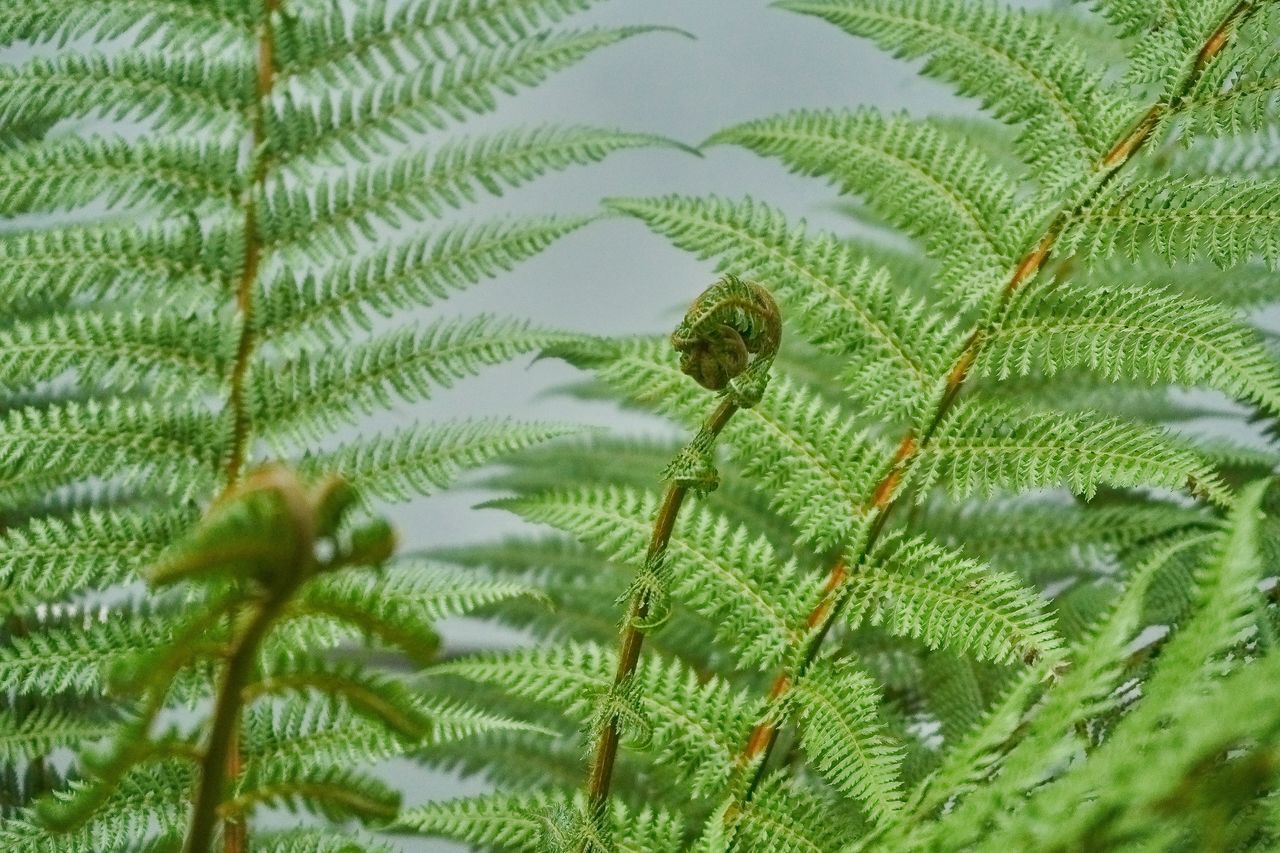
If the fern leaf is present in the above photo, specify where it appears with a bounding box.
[228,764,400,826]
[276,0,611,85]
[607,194,954,419]
[438,641,760,794]
[913,400,1232,506]
[0,221,234,312]
[709,109,1029,302]
[259,127,671,259]
[299,419,583,502]
[923,532,1215,845]
[0,400,224,500]
[0,0,252,52]
[727,774,857,853]
[492,486,816,669]
[845,532,1062,665]
[0,52,251,132]
[248,828,392,853]
[778,0,1131,187]
[787,656,904,824]
[978,279,1280,414]
[0,136,240,215]
[0,607,178,694]
[251,317,561,442]
[258,215,592,343]
[0,762,189,853]
[272,26,668,170]
[0,703,118,765]
[398,788,685,852]
[1060,174,1280,268]
[0,311,232,398]
[0,506,196,613]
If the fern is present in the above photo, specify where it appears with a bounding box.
[412,1,1280,851]
[0,0,669,847]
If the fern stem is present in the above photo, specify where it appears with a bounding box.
[725,0,1259,826]
[184,591,289,853]
[585,276,779,840]
[223,0,279,486]
[214,4,280,851]
[586,396,738,819]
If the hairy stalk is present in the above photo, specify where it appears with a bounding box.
[217,6,279,849]
[725,0,1258,824]
[584,275,780,841]
[183,590,291,853]
[224,0,279,485]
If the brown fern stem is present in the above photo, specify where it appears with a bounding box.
[585,397,739,816]
[224,0,278,487]
[215,4,279,852]
[726,0,1256,822]
[184,591,290,853]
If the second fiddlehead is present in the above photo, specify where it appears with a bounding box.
[581,275,780,845]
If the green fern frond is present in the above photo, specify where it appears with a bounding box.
[275,0,611,85]
[727,775,856,853]
[0,506,196,613]
[977,279,1280,414]
[0,136,241,216]
[438,641,760,794]
[259,127,671,259]
[397,788,685,853]
[0,0,252,52]
[0,312,232,398]
[0,400,224,500]
[271,26,669,170]
[0,762,189,853]
[918,498,1212,585]
[491,486,817,668]
[258,215,593,344]
[303,562,536,633]
[0,52,251,132]
[228,764,400,826]
[912,400,1232,506]
[918,531,1215,846]
[248,828,392,853]
[786,656,904,824]
[777,0,1132,190]
[606,194,954,419]
[0,703,118,765]
[845,532,1062,665]
[0,221,235,312]
[1061,174,1280,268]
[251,317,561,442]
[300,419,584,502]
[708,109,1030,302]
[0,606,179,695]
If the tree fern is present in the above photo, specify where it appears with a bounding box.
[0,0,669,847]
[413,1,1280,850]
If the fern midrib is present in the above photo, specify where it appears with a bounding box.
[723,1,1259,828]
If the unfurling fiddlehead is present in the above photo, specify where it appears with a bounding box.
[580,275,779,846]
[35,466,407,853]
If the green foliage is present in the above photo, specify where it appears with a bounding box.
[410,2,1280,851]
[0,0,665,848]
